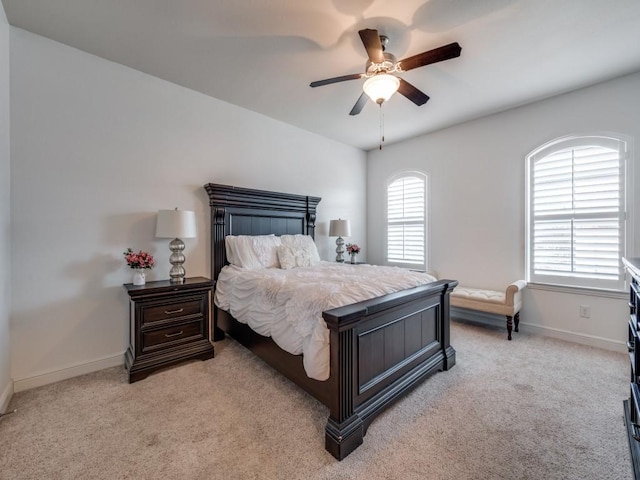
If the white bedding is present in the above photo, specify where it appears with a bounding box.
[214,262,437,381]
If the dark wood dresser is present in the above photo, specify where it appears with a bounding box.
[124,277,215,383]
[624,257,640,479]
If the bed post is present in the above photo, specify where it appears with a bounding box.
[441,282,457,370]
[211,205,227,341]
[306,196,320,238]
[324,327,364,460]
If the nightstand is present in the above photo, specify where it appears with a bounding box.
[124,277,215,383]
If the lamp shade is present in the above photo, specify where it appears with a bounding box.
[329,219,351,237]
[155,209,197,239]
[363,73,400,104]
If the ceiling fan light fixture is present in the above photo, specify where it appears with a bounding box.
[363,73,400,104]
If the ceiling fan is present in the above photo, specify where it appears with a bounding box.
[310,29,462,115]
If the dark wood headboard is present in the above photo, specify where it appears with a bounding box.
[203,183,322,282]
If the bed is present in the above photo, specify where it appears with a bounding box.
[204,183,458,460]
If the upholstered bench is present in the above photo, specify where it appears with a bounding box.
[450,281,527,340]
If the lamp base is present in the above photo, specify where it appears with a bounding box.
[169,273,185,284]
[168,237,187,283]
[335,236,345,263]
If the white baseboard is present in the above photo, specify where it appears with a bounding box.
[13,353,124,393]
[0,379,13,413]
[451,307,626,354]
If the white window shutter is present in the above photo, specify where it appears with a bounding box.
[528,137,626,290]
[387,175,426,266]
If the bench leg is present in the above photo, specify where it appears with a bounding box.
[506,315,513,340]
[514,312,520,332]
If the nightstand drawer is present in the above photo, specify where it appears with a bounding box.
[141,297,204,324]
[142,319,205,351]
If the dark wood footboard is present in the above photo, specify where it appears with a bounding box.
[322,279,457,459]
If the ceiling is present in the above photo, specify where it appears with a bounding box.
[3,0,640,151]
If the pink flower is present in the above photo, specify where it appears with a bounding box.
[346,243,361,255]
[123,248,155,269]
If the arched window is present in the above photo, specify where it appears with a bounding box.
[386,172,427,269]
[526,135,629,291]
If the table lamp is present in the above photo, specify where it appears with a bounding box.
[329,219,351,263]
[155,208,197,283]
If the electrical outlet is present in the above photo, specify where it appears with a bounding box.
[579,305,591,318]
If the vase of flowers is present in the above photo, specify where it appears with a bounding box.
[346,243,360,264]
[132,269,146,286]
[124,248,155,285]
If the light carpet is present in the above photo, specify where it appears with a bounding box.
[0,320,631,480]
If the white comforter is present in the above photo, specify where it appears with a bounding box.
[214,262,438,381]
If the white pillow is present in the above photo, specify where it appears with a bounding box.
[225,235,281,269]
[252,235,281,268]
[280,235,320,265]
[277,244,313,270]
[225,236,258,269]
[225,236,237,266]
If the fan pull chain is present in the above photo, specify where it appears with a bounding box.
[379,103,385,150]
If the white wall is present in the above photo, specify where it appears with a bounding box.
[0,3,12,410]
[367,72,640,351]
[9,28,366,390]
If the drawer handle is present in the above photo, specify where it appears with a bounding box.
[164,330,184,338]
[164,308,184,315]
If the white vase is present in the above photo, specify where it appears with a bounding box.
[133,269,146,286]
[350,253,357,264]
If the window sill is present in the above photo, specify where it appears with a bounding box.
[386,262,427,271]
[527,282,627,300]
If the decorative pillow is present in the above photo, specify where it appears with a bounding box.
[225,235,281,269]
[252,235,281,268]
[280,235,320,265]
[277,244,313,270]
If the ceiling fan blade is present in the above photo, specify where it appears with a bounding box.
[398,78,429,106]
[310,73,363,88]
[358,29,385,64]
[397,42,462,72]
[349,92,368,116]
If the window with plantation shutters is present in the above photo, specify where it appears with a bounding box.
[386,173,427,268]
[526,135,628,290]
